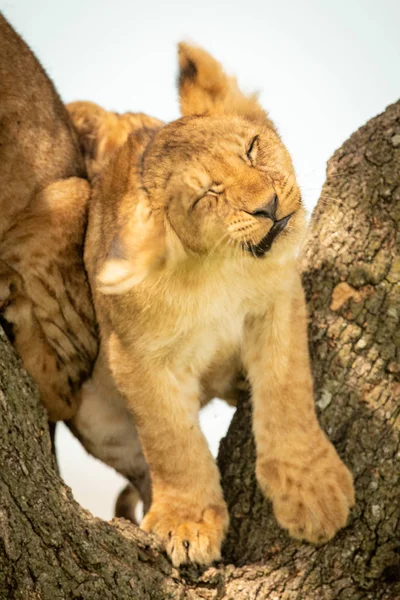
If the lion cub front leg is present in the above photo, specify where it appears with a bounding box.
[243,272,355,544]
[109,338,229,567]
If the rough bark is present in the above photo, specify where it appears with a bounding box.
[1,102,399,599]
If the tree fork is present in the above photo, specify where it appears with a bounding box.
[1,101,399,599]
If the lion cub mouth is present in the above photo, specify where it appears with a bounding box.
[246,211,294,258]
[243,195,295,258]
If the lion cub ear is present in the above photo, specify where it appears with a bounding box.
[178,43,273,126]
[97,199,167,295]
[67,101,129,179]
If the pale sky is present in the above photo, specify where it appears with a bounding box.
[2,0,399,520]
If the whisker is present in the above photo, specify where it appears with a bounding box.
[209,231,232,260]
[316,194,347,207]
[248,240,257,260]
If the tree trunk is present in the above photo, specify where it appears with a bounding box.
[1,102,399,600]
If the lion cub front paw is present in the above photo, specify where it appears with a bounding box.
[257,443,355,544]
[141,500,229,567]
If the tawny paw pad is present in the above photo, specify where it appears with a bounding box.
[141,503,229,567]
[257,448,355,544]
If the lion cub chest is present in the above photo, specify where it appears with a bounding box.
[142,268,264,379]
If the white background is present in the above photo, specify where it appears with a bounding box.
[1,0,399,519]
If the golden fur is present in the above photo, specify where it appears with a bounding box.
[67,101,163,181]
[69,43,355,566]
[0,13,97,421]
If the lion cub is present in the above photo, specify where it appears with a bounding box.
[72,44,355,566]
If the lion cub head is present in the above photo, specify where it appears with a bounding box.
[71,44,306,295]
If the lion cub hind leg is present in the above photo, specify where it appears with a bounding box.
[244,271,355,544]
[109,339,229,567]
[67,355,152,517]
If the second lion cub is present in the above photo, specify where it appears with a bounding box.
[73,44,354,566]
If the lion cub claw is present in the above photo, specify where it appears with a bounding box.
[141,501,229,567]
[257,442,355,544]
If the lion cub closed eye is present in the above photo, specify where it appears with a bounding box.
[70,43,355,567]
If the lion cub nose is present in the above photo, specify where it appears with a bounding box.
[250,194,278,221]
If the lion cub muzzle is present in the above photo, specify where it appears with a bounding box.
[245,194,295,257]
